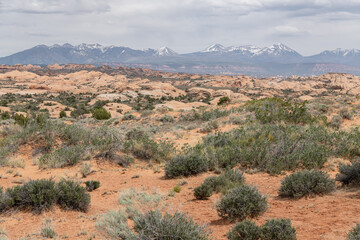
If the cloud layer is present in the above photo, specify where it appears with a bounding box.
[1,0,360,56]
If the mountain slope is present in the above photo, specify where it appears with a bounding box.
[1,43,360,76]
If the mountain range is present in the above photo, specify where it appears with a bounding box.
[1,43,360,76]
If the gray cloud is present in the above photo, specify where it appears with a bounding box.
[0,0,360,56]
[3,0,110,14]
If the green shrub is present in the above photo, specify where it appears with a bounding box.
[246,98,313,124]
[70,104,90,118]
[124,134,175,163]
[5,179,57,213]
[0,111,10,120]
[14,114,29,127]
[56,179,90,212]
[93,100,109,109]
[218,96,231,105]
[92,107,111,120]
[336,160,360,185]
[261,219,296,240]
[179,109,231,122]
[159,115,174,122]
[348,223,360,240]
[194,168,245,199]
[134,210,211,240]
[186,124,329,175]
[97,209,211,240]
[165,153,208,178]
[85,180,100,192]
[0,179,90,213]
[59,110,67,118]
[173,185,181,193]
[279,170,336,198]
[216,185,267,221]
[122,114,136,120]
[39,145,87,168]
[194,184,213,200]
[113,155,134,167]
[227,220,261,240]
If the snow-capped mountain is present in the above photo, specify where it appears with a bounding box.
[227,45,262,55]
[1,43,360,76]
[202,44,227,53]
[255,43,299,56]
[157,47,178,56]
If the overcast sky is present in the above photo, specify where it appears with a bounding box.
[1,0,360,57]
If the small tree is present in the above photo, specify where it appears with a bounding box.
[59,110,67,118]
[218,96,231,105]
[92,107,111,120]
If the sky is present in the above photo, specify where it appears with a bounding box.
[1,0,360,57]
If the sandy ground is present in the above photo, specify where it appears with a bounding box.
[0,148,358,240]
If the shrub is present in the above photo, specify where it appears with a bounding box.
[92,107,111,120]
[59,110,67,118]
[1,111,10,120]
[113,155,134,167]
[165,153,208,178]
[97,209,211,240]
[0,226,7,240]
[124,134,175,163]
[85,180,100,192]
[194,184,213,200]
[216,185,267,221]
[14,114,29,127]
[261,218,297,240]
[194,168,245,199]
[348,223,360,240]
[134,210,211,240]
[118,188,162,219]
[279,170,336,199]
[122,114,136,120]
[159,115,174,122]
[330,114,343,129]
[39,145,87,168]
[93,100,109,109]
[96,209,136,239]
[5,179,57,213]
[198,124,329,175]
[336,160,360,185]
[40,218,57,238]
[173,185,181,193]
[0,179,91,213]
[246,98,313,124]
[200,120,219,133]
[56,179,90,212]
[339,108,353,120]
[227,220,261,240]
[80,162,92,178]
[218,96,231,105]
[70,104,90,118]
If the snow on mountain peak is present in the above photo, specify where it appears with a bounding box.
[157,46,178,56]
[75,43,107,53]
[202,44,226,52]
[256,43,298,56]
[324,48,360,56]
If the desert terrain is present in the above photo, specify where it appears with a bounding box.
[0,64,360,239]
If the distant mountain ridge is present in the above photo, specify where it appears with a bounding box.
[1,43,360,76]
